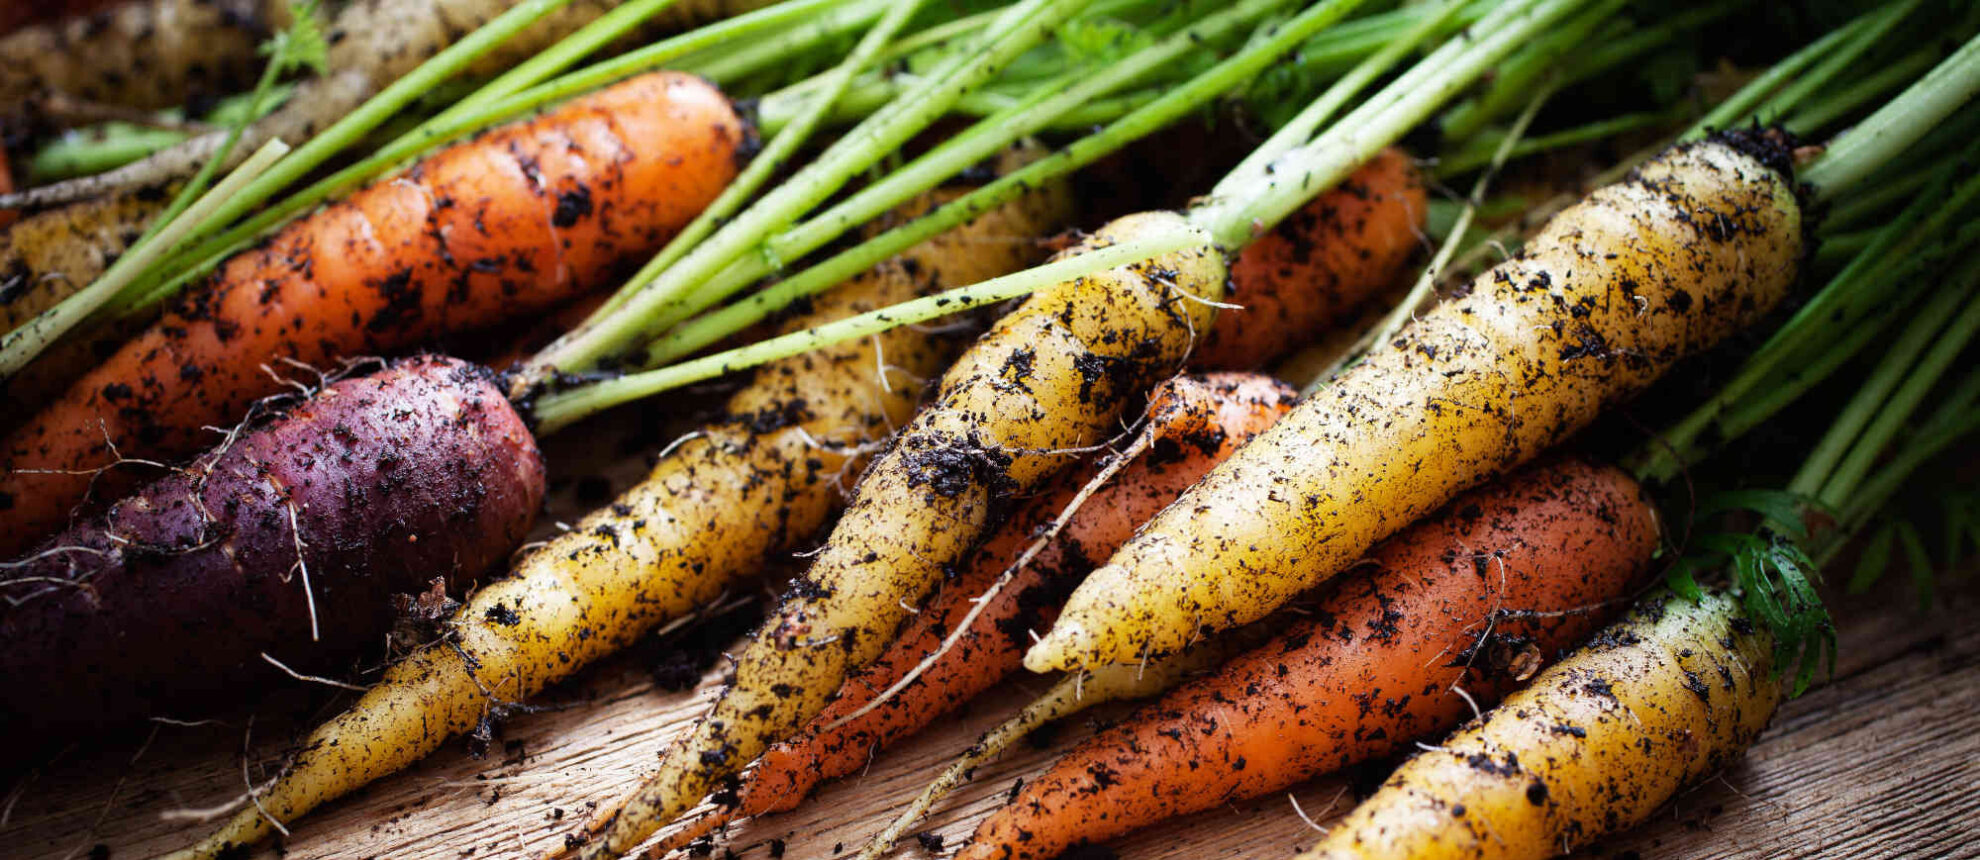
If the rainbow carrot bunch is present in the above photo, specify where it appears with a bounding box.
[1,2,1969,859]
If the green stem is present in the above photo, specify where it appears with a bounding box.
[31,127,189,183]
[524,0,1099,384]
[1834,363,1980,541]
[592,0,930,324]
[1758,0,1920,125]
[1804,31,1980,200]
[666,0,889,81]
[1818,276,1980,509]
[1787,264,1980,498]
[643,0,1391,367]
[1438,0,1622,142]
[758,0,1319,274]
[532,228,1201,432]
[1812,229,1875,267]
[0,140,289,378]
[1434,109,1674,178]
[1202,0,1597,246]
[1787,42,1943,135]
[448,0,688,122]
[1682,9,1871,140]
[1223,0,1467,188]
[1824,169,1931,234]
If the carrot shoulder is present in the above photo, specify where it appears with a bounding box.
[956,457,1657,860]
[0,70,745,556]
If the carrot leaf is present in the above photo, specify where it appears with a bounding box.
[260,0,330,78]
[1692,488,1817,540]
[1668,527,1833,696]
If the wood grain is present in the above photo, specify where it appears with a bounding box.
[3,416,1973,860]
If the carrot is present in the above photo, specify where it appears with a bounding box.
[0,355,544,735]
[0,69,746,557]
[633,373,1296,852]
[162,161,1073,860]
[1029,134,1806,672]
[1190,147,1425,370]
[1300,588,1779,860]
[564,209,1228,860]
[955,457,1657,860]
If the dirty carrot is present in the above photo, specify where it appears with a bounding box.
[0,70,745,556]
[0,355,544,735]
[956,456,1656,860]
[0,0,285,115]
[0,0,777,208]
[0,188,175,423]
[863,619,1281,860]
[640,146,1427,849]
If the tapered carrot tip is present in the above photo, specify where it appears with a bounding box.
[1023,618,1092,672]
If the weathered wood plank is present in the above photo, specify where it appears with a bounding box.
[6,578,1970,860]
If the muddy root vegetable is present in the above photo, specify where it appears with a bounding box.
[0,355,543,735]
[0,70,746,556]
[957,457,1657,860]
[162,164,1072,860]
[1030,135,1805,672]
[565,210,1229,860]
[1300,589,1780,860]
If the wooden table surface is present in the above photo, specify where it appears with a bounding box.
[5,418,1976,860]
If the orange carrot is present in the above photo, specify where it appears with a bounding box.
[1189,147,1424,370]
[0,70,746,555]
[955,457,1659,860]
